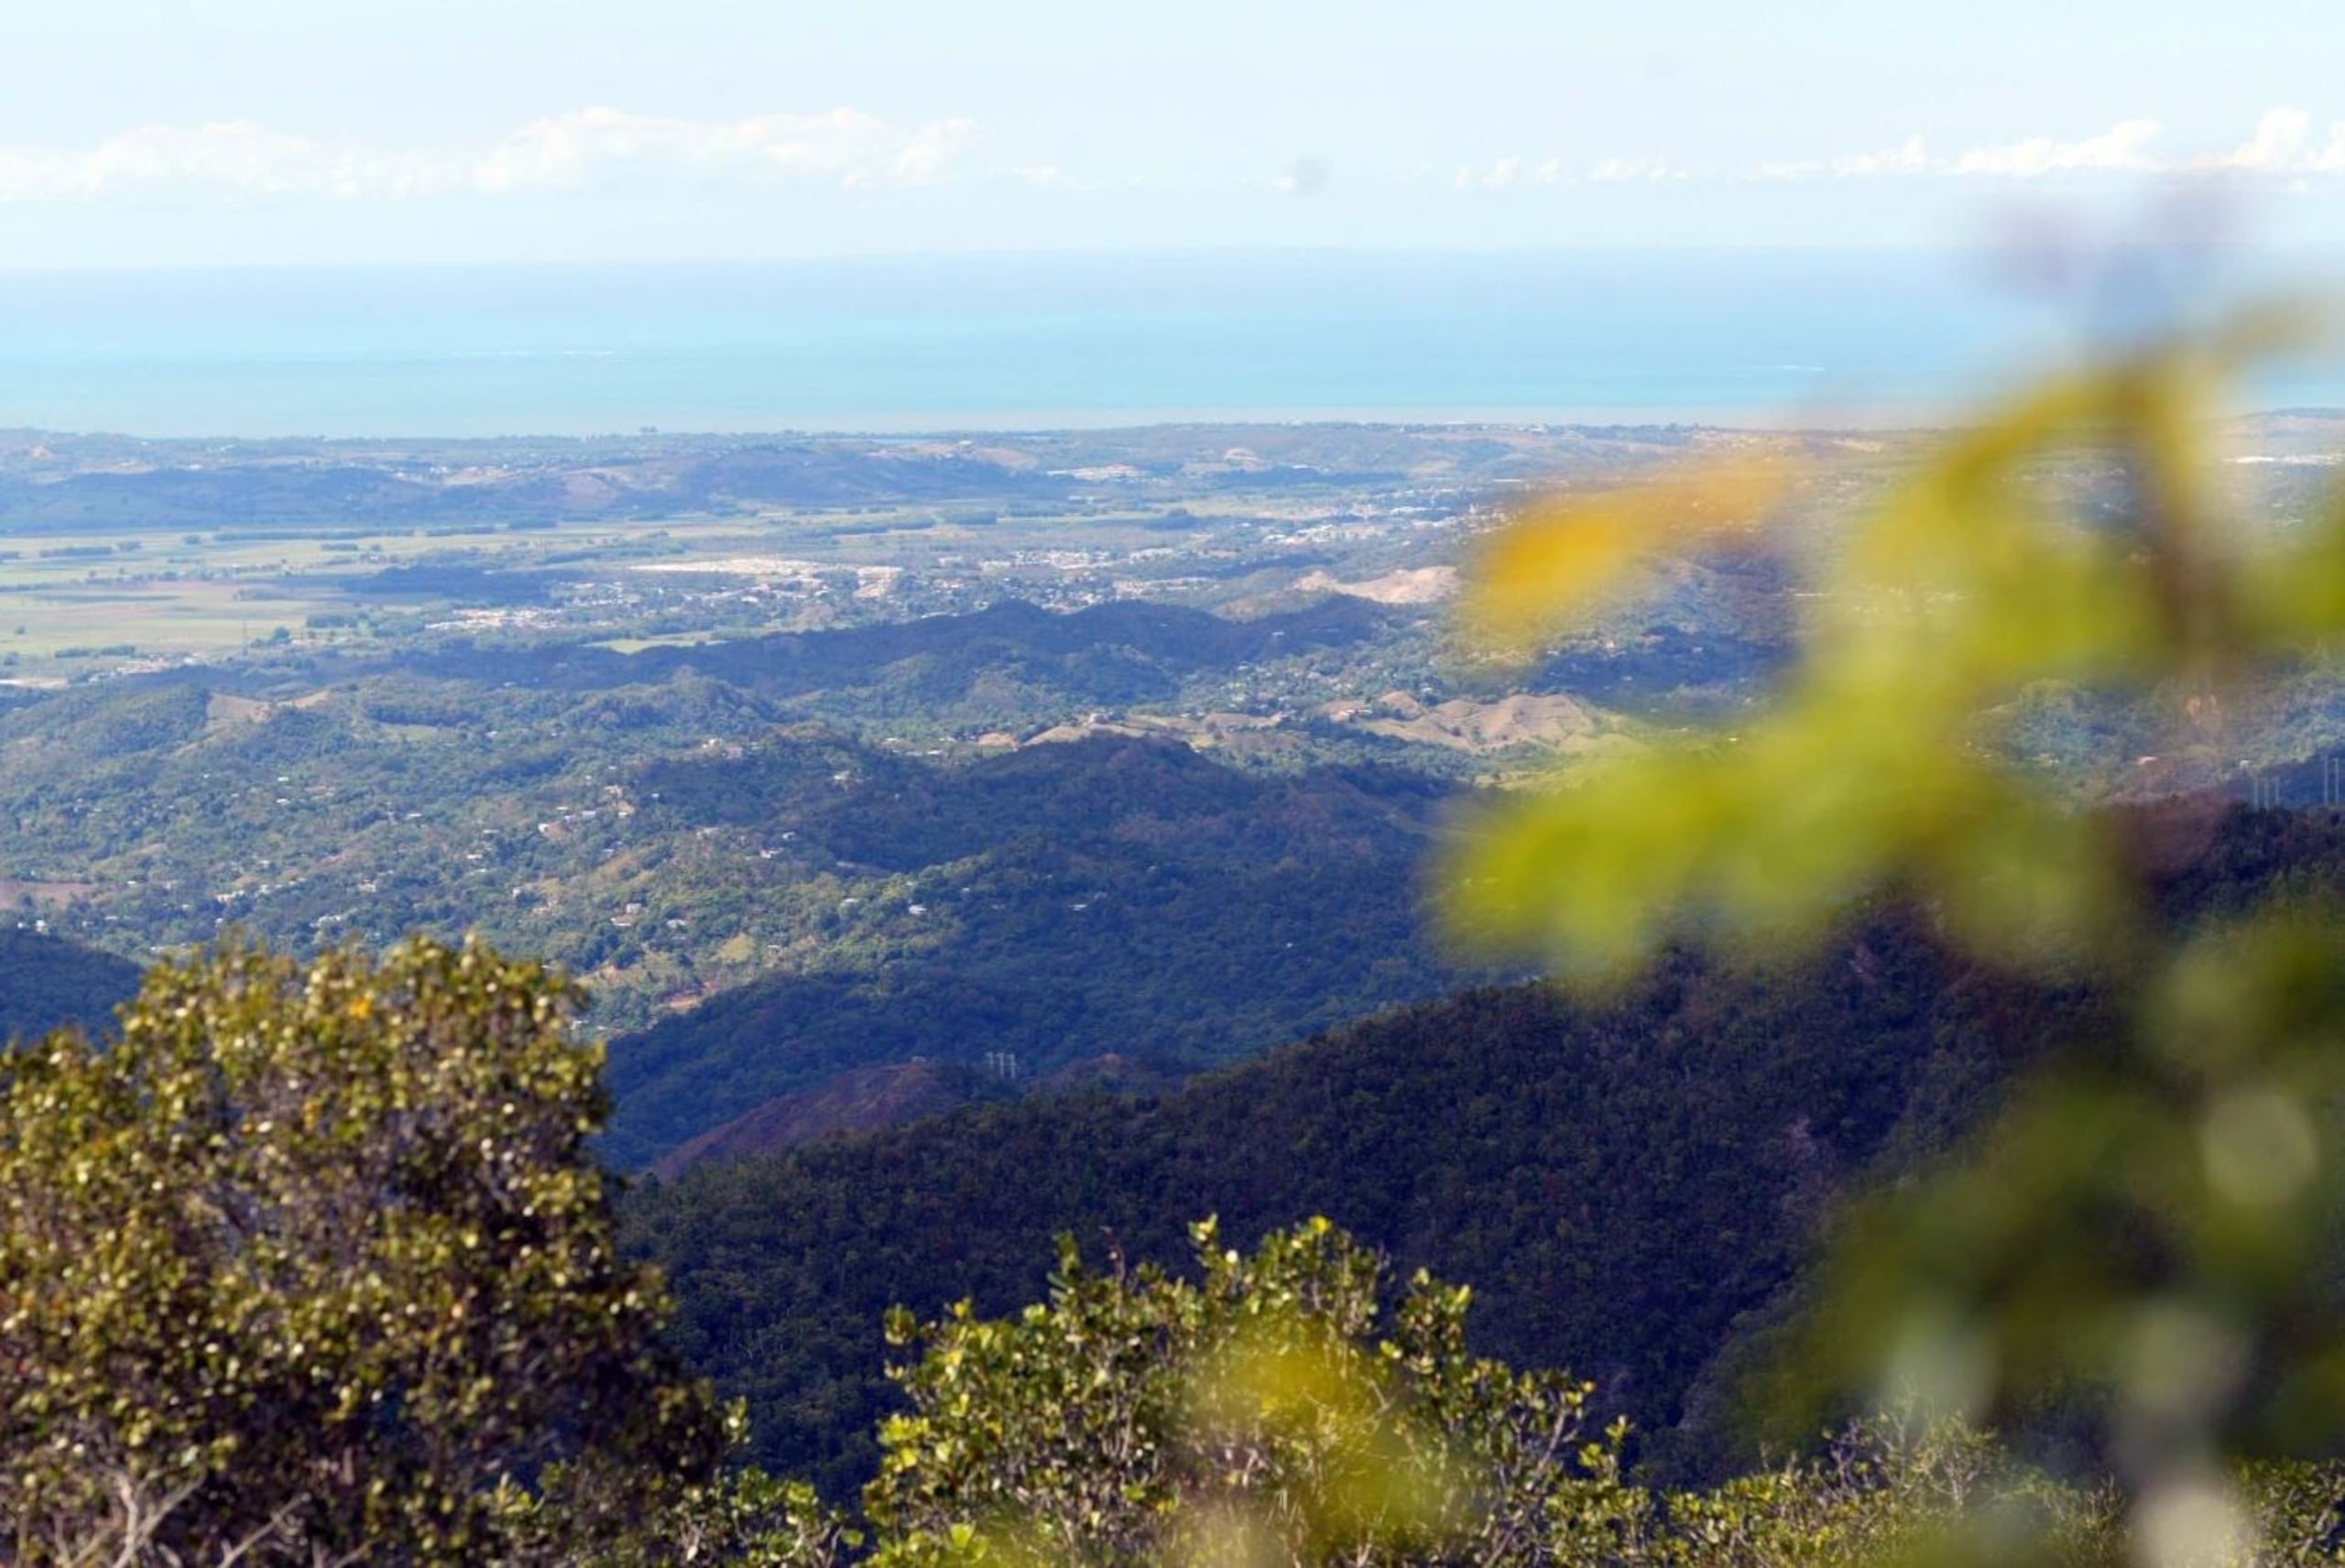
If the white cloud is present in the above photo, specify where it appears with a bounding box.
[1833,136,1931,178]
[1453,155,1564,190]
[2192,106,2345,176]
[0,121,443,201]
[460,106,978,192]
[1587,155,1684,183]
[1450,113,2345,194]
[2204,107,2311,172]
[882,118,977,187]
[1762,135,1932,180]
[1949,118,2165,177]
[17,105,2345,212]
[1450,153,1685,189]
[0,107,976,203]
[1754,113,2345,183]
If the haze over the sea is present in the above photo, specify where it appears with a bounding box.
[11,249,2335,441]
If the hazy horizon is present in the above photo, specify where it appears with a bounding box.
[12,1,2344,436]
[6,246,2340,441]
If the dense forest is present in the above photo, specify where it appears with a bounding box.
[622,801,2345,1497]
[623,910,2092,1494]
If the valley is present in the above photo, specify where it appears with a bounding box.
[0,420,1821,1147]
[12,410,2345,1531]
[16,5,2345,1553]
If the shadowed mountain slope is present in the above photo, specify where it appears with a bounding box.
[602,734,1473,1166]
[626,919,2089,1495]
[0,928,141,1042]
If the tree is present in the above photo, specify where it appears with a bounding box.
[0,936,728,1564]
[506,1433,859,1568]
[862,1215,1652,1566]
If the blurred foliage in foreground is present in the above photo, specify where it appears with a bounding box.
[1453,310,2345,1565]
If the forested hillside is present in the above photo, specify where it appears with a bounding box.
[416,595,1396,716]
[602,734,1475,1165]
[624,907,2102,1495]
[0,588,1512,1059]
[0,927,139,1041]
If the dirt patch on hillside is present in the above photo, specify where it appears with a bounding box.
[1293,566,1458,604]
[204,692,272,726]
[1021,711,1299,758]
[1325,690,1616,754]
[0,878,98,908]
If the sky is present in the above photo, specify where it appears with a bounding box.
[7,0,2345,268]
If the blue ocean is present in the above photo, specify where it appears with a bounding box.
[1,250,2337,439]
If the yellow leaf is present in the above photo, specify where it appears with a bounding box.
[1463,458,1792,649]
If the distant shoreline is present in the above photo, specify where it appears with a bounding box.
[5,249,2338,441]
[13,407,2344,447]
[5,410,1959,444]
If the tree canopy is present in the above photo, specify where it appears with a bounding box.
[0,937,726,1564]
